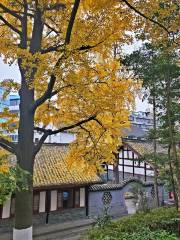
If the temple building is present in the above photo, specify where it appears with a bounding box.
[0,144,101,222]
[0,141,166,228]
[106,139,167,183]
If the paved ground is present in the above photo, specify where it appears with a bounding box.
[0,219,94,240]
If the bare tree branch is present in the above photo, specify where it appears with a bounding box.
[0,15,22,35]
[0,137,17,154]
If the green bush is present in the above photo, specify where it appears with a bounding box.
[84,207,180,240]
[88,228,178,240]
[84,228,178,240]
[95,206,112,228]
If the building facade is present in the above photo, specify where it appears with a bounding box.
[0,144,101,222]
[105,140,167,183]
[130,111,154,131]
[0,144,164,232]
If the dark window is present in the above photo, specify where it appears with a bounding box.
[74,189,80,208]
[33,193,40,213]
[57,189,79,209]
[63,190,73,208]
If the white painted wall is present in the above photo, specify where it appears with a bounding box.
[134,167,144,175]
[124,151,128,158]
[119,151,123,158]
[39,191,46,213]
[80,188,85,207]
[118,165,123,171]
[50,190,57,211]
[13,226,32,240]
[129,151,133,158]
[125,160,133,166]
[124,166,133,173]
[147,170,154,176]
[119,159,122,164]
[2,199,11,219]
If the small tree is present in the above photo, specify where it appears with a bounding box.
[123,44,180,208]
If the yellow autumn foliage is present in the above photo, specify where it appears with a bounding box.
[0,0,178,172]
[0,149,9,174]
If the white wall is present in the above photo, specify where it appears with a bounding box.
[50,190,57,211]
[39,191,46,213]
[80,188,85,207]
[134,167,144,175]
[2,199,11,219]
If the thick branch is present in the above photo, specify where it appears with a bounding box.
[65,0,80,44]
[0,16,21,35]
[34,114,97,135]
[34,115,102,155]
[0,3,22,20]
[0,137,17,154]
[31,75,56,112]
[34,132,49,155]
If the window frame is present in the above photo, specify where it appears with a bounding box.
[57,188,81,210]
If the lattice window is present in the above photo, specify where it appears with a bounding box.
[102,192,112,205]
[151,186,155,199]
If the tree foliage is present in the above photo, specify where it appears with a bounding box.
[0,0,179,234]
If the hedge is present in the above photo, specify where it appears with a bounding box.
[84,207,180,240]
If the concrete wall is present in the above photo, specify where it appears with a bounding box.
[88,182,164,219]
[88,190,127,219]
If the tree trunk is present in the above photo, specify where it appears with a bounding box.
[166,68,180,209]
[13,82,35,240]
[113,153,119,183]
[152,94,159,207]
[168,145,179,210]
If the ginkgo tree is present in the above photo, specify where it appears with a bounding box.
[0,1,179,240]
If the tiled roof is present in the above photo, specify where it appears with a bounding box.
[33,145,101,188]
[89,178,163,192]
[124,140,167,157]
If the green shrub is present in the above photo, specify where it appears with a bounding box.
[95,206,112,228]
[84,207,180,240]
[84,227,178,240]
